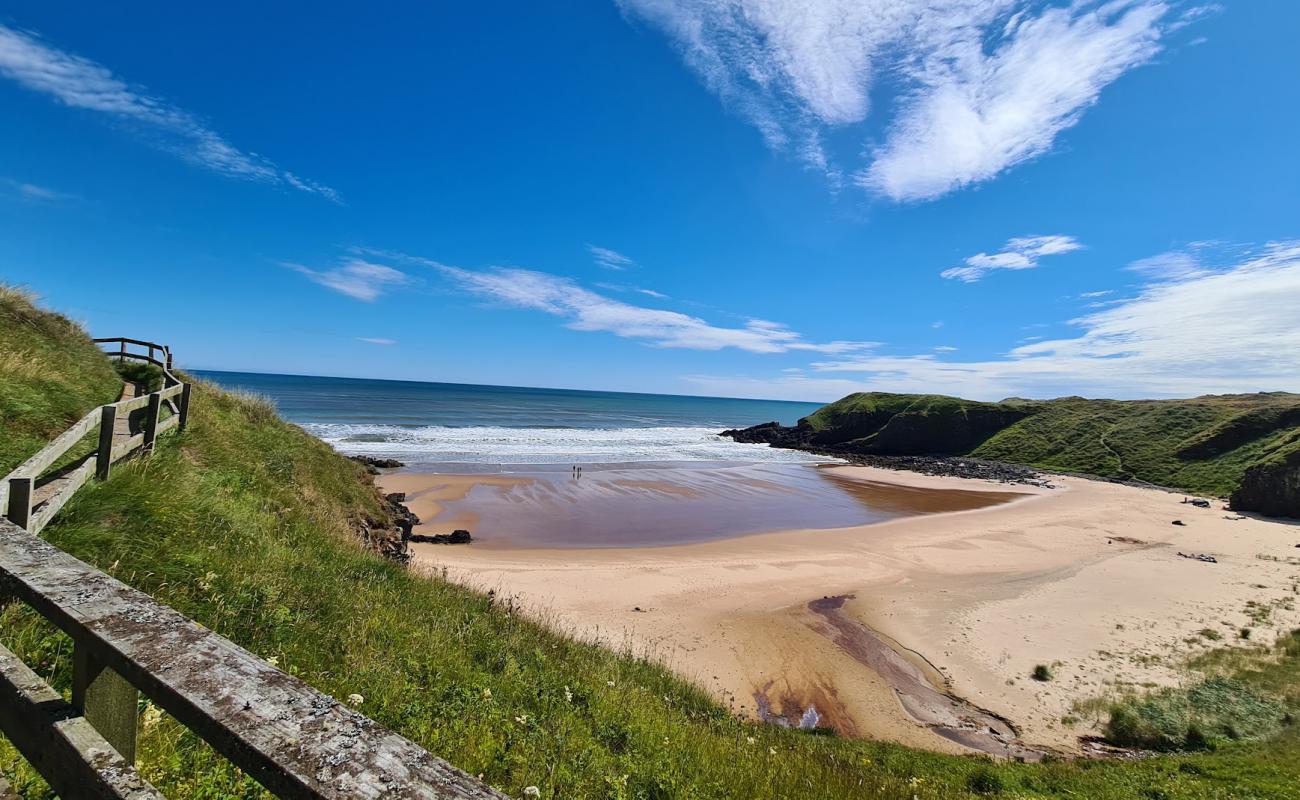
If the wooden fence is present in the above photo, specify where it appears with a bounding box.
[0,338,506,799]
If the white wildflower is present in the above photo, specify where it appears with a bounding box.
[347,693,364,706]
[266,656,280,668]
[142,702,163,730]
[563,685,573,703]
[523,787,540,798]
[482,687,493,700]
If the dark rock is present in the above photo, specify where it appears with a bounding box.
[1190,498,1211,508]
[1172,520,1186,526]
[409,528,473,545]
[385,491,407,502]
[1230,447,1300,519]
[718,422,1048,486]
[350,455,404,472]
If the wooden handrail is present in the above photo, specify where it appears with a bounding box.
[0,521,507,799]
[0,337,506,798]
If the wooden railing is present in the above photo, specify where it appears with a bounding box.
[0,339,506,799]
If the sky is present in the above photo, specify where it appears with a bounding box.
[1,1,1298,402]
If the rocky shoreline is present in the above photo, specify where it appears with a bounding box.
[719,422,1052,487]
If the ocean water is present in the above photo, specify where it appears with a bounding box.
[195,371,826,465]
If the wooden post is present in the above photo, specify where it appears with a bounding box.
[5,478,31,531]
[143,393,162,453]
[72,644,138,764]
[96,405,117,480]
[178,383,192,431]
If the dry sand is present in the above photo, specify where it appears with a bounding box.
[379,466,1300,756]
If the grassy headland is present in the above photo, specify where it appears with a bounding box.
[3,288,1300,798]
[761,391,1300,505]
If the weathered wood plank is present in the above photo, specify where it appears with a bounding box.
[156,414,180,435]
[0,520,508,799]
[114,395,153,415]
[109,434,145,463]
[29,457,96,535]
[5,408,100,481]
[0,641,164,799]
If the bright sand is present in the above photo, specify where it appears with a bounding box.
[378,465,1300,755]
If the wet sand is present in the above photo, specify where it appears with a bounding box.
[381,462,1021,548]
[379,464,1300,756]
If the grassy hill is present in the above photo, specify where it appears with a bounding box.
[4,287,1300,798]
[787,392,1300,504]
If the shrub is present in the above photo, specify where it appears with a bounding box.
[966,767,1006,795]
[1105,677,1288,751]
[1032,664,1053,682]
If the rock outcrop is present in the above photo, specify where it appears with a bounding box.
[350,455,404,474]
[408,529,473,545]
[1230,446,1300,518]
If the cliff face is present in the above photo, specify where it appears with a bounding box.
[1230,437,1300,518]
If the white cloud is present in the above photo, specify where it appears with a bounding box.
[589,245,636,270]
[800,241,1300,399]
[596,282,671,300]
[621,1,1180,201]
[1080,289,1113,298]
[285,258,410,301]
[423,259,876,355]
[934,345,958,352]
[1127,249,1207,281]
[357,337,397,345]
[942,235,1083,282]
[0,24,338,201]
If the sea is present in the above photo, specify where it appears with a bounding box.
[194,371,826,467]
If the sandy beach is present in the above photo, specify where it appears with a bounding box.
[379,464,1300,756]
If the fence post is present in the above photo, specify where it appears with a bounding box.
[143,393,162,453]
[72,644,139,764]
[97,405,118,480]
[178,383,192,431]
[5,477,32,530]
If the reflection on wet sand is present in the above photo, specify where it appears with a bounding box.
[391,462,1025,548]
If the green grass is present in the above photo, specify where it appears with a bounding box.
[794,390,1300,499]
[5,288,1300,798]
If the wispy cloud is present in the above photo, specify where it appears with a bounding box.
[1079,289,1113,298]
[357,337,397,345]
[1,177,77,203]
[794,241,1300,399]
[621,1,1192,202]
[354,250,871,355]
[934,346,958,353]
[596,282,670,300]
[589,245,636,270]
[0,24,339,201]
[284,258,410,301]
[942,235,1083,283]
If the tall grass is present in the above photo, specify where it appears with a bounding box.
[4,287,1300,798]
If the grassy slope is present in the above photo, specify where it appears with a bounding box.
[805,392,1300,497]
[2,291,1300,798]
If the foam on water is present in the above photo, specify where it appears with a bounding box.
[303,423,826,465]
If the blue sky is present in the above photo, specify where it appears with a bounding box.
[2,1,1297,401]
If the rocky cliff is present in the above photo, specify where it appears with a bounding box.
[1229,435,1300,518]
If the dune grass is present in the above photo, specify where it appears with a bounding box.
[3,288,1300,798]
